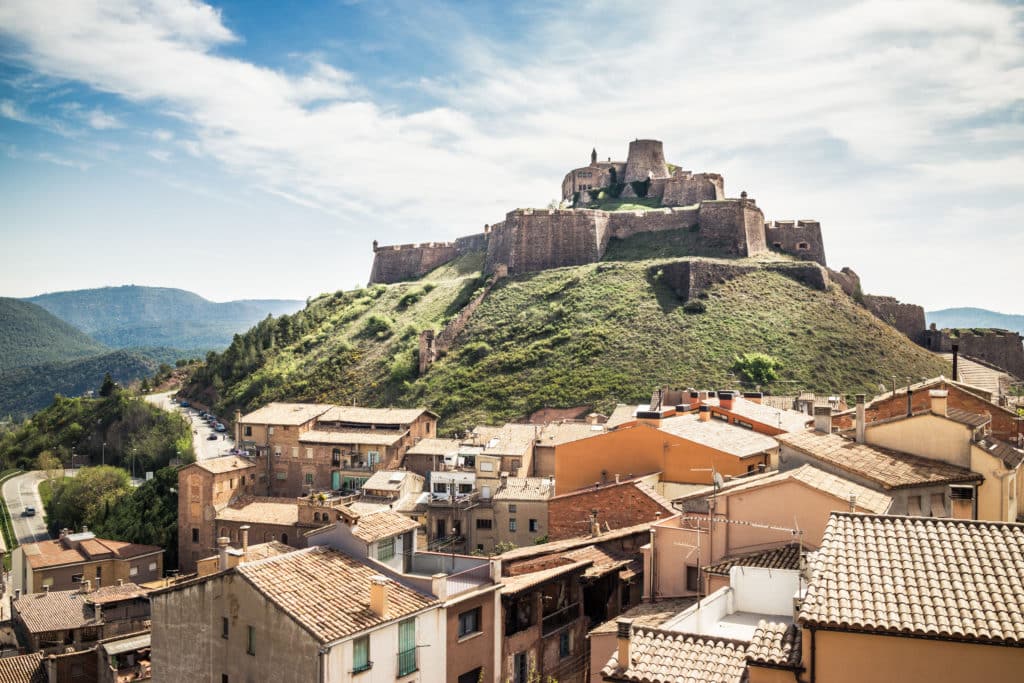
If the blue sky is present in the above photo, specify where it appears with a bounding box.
[0,1,1022,312]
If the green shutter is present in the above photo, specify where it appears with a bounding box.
[353,635,370,672]
[398,618,416,675]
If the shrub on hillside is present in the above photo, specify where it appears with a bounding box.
[732,352,782,385]
[359,315,395,340]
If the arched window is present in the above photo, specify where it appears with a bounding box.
[797,242,810,250]
[281,533,289,545]
[313,512,320,522]
[219,527,227,538]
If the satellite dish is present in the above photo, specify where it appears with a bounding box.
[713,472,724,489]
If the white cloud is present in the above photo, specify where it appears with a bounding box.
[148,148,171,162]
[0,0,1021,309]
[152,128,173,141]
[87,107,122,129]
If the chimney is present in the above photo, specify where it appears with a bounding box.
[743,392,763,404]
[718,391,734,411]
[617,619,633,669]
[590,510,601,538]
[848,493,857,512]
[951,344,959,381]
[81,525,88,534]
[79,579,91,594]
[813,406,832,434]
[240,525,250,559]
[370,575,389,617]
[906,388,913,417]
[614,473,620,484]
[929,389,948,417]
[217,536,230,572]
[698,405,711,422]
[855,394,866,444]
[117,579,124,586]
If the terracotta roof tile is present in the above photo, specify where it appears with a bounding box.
[468,424,538,456]
[704,543,803,577]
[299,429,407,446]
[716,397,813,433]
[405,438,460,456]
[85,582,149,605]
[602,627,748,683]
[776,431,982,490]
[536,421,607,445]
[799,513,1024,644]
[318,406,433,424]
[607,404,645,428]
[589,598,697,635]
[499,522,652,562]
[493,477,554,501]
[500,560,591,595]
[194,455,255,474]
[746,621,801,667]
[349,510,420,543]
[976,438,1024,470]
[361,470,422,492]
[217,497,298,526]
[24,535,162,569]
[0,652,45,683]
[656,415,778,458]
[237,546,437,643]
[14,590,99,633]
[238,402,333,425]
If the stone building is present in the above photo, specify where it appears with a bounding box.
[176,455,257,574]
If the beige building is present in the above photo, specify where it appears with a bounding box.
[796,512,1024,682]
[11,529,163,595]
[151,545,446,683]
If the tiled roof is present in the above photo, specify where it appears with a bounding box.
[493,477,554,501]
[602,627,748,683]
[86,582,149,605]
[392,492,429,513]
[25,535,162,569]
[237,546,438,643]
[14,590,98,633]
[0,652,45,683]
[657,414,779,458]
[500,560,591,595]
[536,421,607,445]
[562,545,634,579]
[350,510,420,543]
[589,598,697,635]
[746,621,801,667]
[976,438,1024,470]
[499,522,653,562]
[606,404,645,429]
[716,464,892,514]
[405,438,460,456]
[776,430,982,490]
[550,477,674,515]
[239,402,333,425]
[362,470,422,492]
[800,513,1024,644]
[704,543,803,576]
[194,455,255,474]
[468,423,538,456]
[299,429,406,446]
[202,540,294,565]
[715,397,813,433]
[318,406,432,425]
[217,497,298,526]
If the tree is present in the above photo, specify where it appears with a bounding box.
[93,467,179,569]
[45,465,131,535]
[99,373,116,397]
[37,450,63,480]
[732,352,782,386]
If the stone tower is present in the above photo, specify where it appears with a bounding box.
[591,147,597,165]
[624,139,669,183]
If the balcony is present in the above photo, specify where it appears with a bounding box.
[542,602,580,635]
[428,490,480,507]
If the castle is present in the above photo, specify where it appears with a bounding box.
[369,139,827,284]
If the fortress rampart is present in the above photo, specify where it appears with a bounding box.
[765,220,827,267]
[922,327,1024,378]
[863,295,926,344]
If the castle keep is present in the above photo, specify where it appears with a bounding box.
[369,139,827,283]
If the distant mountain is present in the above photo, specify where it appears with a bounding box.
[0,349,161,420]
[926,308,1024,335]
[25,285,304,352]
[0,298,109,371]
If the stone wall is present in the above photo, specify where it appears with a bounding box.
[864,295,926,344]
[607,206,699,239]
[369,232,489,284]
[547,481,669,541]
[662,172,724,207]
[828,267,862,298]
[764,220,827,267]
[624,139,669,183]
[418,266,507,374]
[484,209,610,276]
[697,199,768,257]
[658,261,756,301]
[921,327,1024,378]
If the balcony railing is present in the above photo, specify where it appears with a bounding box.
[397,649,417,677]
[428,490,480,507]
[446,563,491,595]
[542,602,580,635]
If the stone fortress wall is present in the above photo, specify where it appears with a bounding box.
[922,326,1024,379]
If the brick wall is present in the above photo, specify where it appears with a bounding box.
[547,481,666,541]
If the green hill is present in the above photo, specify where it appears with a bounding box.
[0,349,162,421]
[26,285,304,351]
[0,298,109,371]
[183,237,947,432]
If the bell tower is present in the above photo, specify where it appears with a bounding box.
[590,147,597,165]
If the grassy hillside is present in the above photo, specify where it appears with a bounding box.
[26,285,304,351]
[927,307,1024,335]
[0,350,162,420]
[0,297,108,371]
[183,244,947,432]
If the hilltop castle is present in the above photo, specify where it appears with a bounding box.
[369,139,827,284]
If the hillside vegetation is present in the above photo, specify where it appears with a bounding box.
[26,285,303,351]
[0,298,108,371]
[184,236,947,432]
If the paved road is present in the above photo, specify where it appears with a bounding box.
[146,391,235,462]
[2,471,50,547]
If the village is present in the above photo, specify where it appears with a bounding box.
[1,350,1022,682]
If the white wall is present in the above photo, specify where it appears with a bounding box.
[323,607,445,683]
[730,566,800,616]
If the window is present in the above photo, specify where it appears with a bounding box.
[426,423,431,434]
[735,419,754,430]
[129,566,138,577]
[71,573,84,583]
[367,451,380,467]
[476,518,493,530]
[306,448,313,459]
[305,472,314,485]
[907,495,923,516]
[560,630,572,658]
[512,460,520,470]
[479,461,493,472]
[246,626,255,655]
[508,504,517,513]
[509,518,517,532]
[192,528,199,544]
[41,577,54,589]
[276,471,287,480]
[458,483,473,494]
[378,536,395,562]
[513,652,528,683]
[686,565,700,592]
[222,675,229,683]
[291,447,299,459]
[797,242,810,250]
[458,607,481,637]
[433,482,448,494]
[281,533,288,544]
[352,635,371,673]
[458,669,483,683]
[148,562,157,572]
[274,446,281,457]
[930,493,947,518]
[244,426,252,437]
[222,617,229,639]
[95,566,102,580]
[398,618,417,676]
[332,449,342,466]
[529,519,538,533]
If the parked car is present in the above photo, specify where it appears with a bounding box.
[207,434,218,441]
[179,401,190,407]
[214,423,226,432]
[22,506,36,517]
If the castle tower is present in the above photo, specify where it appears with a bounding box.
[591,147,597,165]
[624,139,669,183]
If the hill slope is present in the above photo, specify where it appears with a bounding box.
[184,244,947,432]
[927,307,1024,335]
[26,285,304,351]
[0,297,109,371]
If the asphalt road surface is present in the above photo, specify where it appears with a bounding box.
[2,470,51,546]
[146,391,235,461]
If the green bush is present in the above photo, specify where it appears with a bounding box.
[682,300,706,314]
[732,352,782,385]
[359,315,395,340]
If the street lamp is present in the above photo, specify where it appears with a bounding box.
[102,442,106,467]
